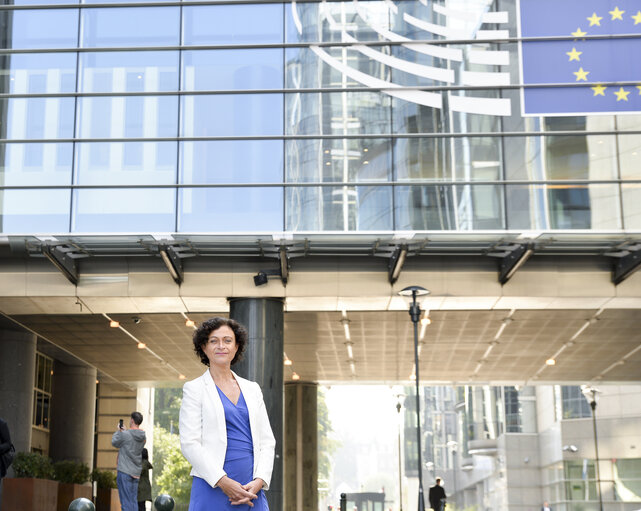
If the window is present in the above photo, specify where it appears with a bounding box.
[33,353,53,430]
[561,386,592,419]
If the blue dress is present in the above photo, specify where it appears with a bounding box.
[188,387,269,511]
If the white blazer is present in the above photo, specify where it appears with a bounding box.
[179,369,276,490]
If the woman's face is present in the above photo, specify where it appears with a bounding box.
[203,324,238,368]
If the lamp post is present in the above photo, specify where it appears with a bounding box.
[399,285,430,511]
[581,385,603,511]
[447,441,458,510]
[396,399,404,511]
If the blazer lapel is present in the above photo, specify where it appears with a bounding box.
[202,370,227,443]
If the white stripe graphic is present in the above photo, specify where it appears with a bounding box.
[449,94,511,116]
[468,49,510,66]
[461,70,510,86]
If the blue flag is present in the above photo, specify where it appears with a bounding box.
[519,0,641,115]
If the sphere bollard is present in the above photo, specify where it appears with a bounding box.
[68,497,96,511]
[154,494,175,511]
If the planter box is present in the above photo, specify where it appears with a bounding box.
[95,488,120,511]
[1,477,59,511]
[57,483,92,511]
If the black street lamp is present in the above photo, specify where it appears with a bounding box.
[399,285,430,511]
[396,399,404,511]
[582,385,603,511]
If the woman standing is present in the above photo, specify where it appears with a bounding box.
[179,317,275,510]
[137,448,152,511]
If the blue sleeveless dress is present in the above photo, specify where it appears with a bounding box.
[188,387,269,511]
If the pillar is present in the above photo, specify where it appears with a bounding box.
[284,382,318,511]
[0,326,36,454]
[49,361,97,467]
[229,298,284,511]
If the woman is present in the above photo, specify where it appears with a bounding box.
[137,448,152,511]
[179,317,275,510]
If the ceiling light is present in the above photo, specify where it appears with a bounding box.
[110,320,120,328]
[409,373,416,381]
[185,319,195,328]
[546,358,556,366]
[341,318,351,341]
[421,316,431,326]
[345,342,354,359]
[137,343,146,349]
[284,358,293,366]
[349,360,356,375]
[178,374,186,380]
[292,372,300,380]
[95,379,99,384]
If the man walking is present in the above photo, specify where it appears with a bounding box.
[428,477,447,511]
[112,412,146,511]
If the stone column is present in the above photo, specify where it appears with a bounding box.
[230,298,284,511]
[49,361,97,467]
[284,382,318,511]
[0,326,37,454]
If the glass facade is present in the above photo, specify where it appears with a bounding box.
[33,352,53,430]
[1,0,640,233]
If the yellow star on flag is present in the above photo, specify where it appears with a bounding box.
[566,47,582,61]
[592,84,607,96]
[637,85,641,94]
[587,12,603,26]
[572,27,587,38]
[574,67,589,81]
[632,11,641,24]
[609,6,624,20]
[614,87,630,101]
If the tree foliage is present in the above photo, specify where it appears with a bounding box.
[155,387,183,434]
[152,426,192,509]
[318,388,341,483]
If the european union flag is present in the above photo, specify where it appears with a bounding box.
[519,0,641,115]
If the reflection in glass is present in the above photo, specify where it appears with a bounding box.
[617,117,641,179]
[75,142,177,185]
[0,53,76,94]
[179,187,283,232]
[183,50,282,91]
[286,139,391,183]
[2,10,79,49]
[622,185,641,230]
[81,7,180,48]
[182,95,282,137]
[0,189,70,232]
[180,141,282,184]
[79,51,179,92]
[77,96,178,139]
[1,143,73,185]
[72,189,176,232]
[183,4,283,45]
[286,186,392,231]
[506,184,621,230]
[395,138,450,181]
[3,98,75,140]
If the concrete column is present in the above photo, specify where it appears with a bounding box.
[49,361,97,466]
[0,326,36,453]
[284,382,318,511]
[229,298,284,511]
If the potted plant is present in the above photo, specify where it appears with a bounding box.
[1,452,58,511]
[92,469,120,511]
[54,460,91,511]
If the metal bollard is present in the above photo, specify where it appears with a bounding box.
[68,498,96,511]
[154,494,176,511]
[340,493,346,511]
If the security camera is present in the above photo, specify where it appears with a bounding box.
[132,317,141,324]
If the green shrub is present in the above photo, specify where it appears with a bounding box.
[11,452,54,479]
[53,460,91,484]
[91,468,117,489]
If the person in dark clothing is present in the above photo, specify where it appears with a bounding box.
[137,448,153,511]
[428,477,447,511]
[0,418,12,479]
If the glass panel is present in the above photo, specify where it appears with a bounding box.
[454,185,504,230]
[1,10,79,49]
[506,184,621,230]
[286,185,392,231]
[286,138,391,182]
[180,141,283,184]
[77,96,178,139]
[183,4,283,45]
[2,98,75,140]
[75,142,177,185]
[0,53,76,94]
[614,459,641,502]
[0,189,71,233]
[394,185,456,230]
[395,138,451,181]
[79,51,179,92]
[622,185,641,230]
[286,92,391,136]
[72,189,176,232]
[0,144,73,185]
[182,49,282,91]
[81,7,180,48]
[178,187,283,232]
[182,95,282,137]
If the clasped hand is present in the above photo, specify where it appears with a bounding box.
[218,476,264,507]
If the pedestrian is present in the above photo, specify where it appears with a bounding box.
[137,448,153,511]
[180,317,276,510]
[112,412,146,511]
[428,477,447,511]
[1,417,15,511]
[541,501,552,511]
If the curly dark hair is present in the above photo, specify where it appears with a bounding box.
[192,317,248,366]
